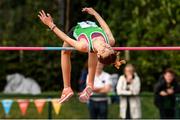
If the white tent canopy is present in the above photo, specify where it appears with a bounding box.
[3,73,41,95]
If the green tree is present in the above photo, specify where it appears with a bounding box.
[0,0,179,91]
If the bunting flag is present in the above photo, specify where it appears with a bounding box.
[1,99,13,115]
[17,99,30,116]
[34,99,46,114]
[51,99,62,115]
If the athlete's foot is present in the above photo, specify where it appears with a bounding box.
[79,86,93,103]
[58,87,74,104]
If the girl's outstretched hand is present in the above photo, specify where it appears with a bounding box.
[82,7,97,16]
[38,10,54,28]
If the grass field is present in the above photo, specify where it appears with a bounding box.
[0,92,159,119]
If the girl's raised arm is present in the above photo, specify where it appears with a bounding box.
[82,8,115,46]
[38,10,81,50]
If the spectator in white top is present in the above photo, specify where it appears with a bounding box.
[116,64,141,119]
[88,62,112,119]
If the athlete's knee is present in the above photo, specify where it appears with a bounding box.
[61,50,72,55]
[62,42,72,55]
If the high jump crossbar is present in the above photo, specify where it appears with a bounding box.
[0,46,179,51]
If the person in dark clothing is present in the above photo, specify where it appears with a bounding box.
[154,68,180,119]
[78,61,88,92]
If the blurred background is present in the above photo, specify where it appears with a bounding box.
[0,0,180,119]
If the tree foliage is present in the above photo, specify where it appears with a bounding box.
[0,0,179,91]
[103,0,180,90]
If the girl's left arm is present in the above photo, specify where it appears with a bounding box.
[82,8,115,46]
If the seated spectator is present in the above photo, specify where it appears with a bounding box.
[116,64,141,119]
[88,62,112,119]
[154,68,180,119]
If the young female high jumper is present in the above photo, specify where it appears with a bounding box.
[38,7,125,103]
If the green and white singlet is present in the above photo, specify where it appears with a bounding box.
[73,21,109,52]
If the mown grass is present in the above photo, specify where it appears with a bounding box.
[0,92,159,119]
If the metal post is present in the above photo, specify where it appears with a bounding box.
[175,95,180,119]
[125,50,130,61]
[48,98,52,119]
[65,0,70,32]
[58,0,65,30]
